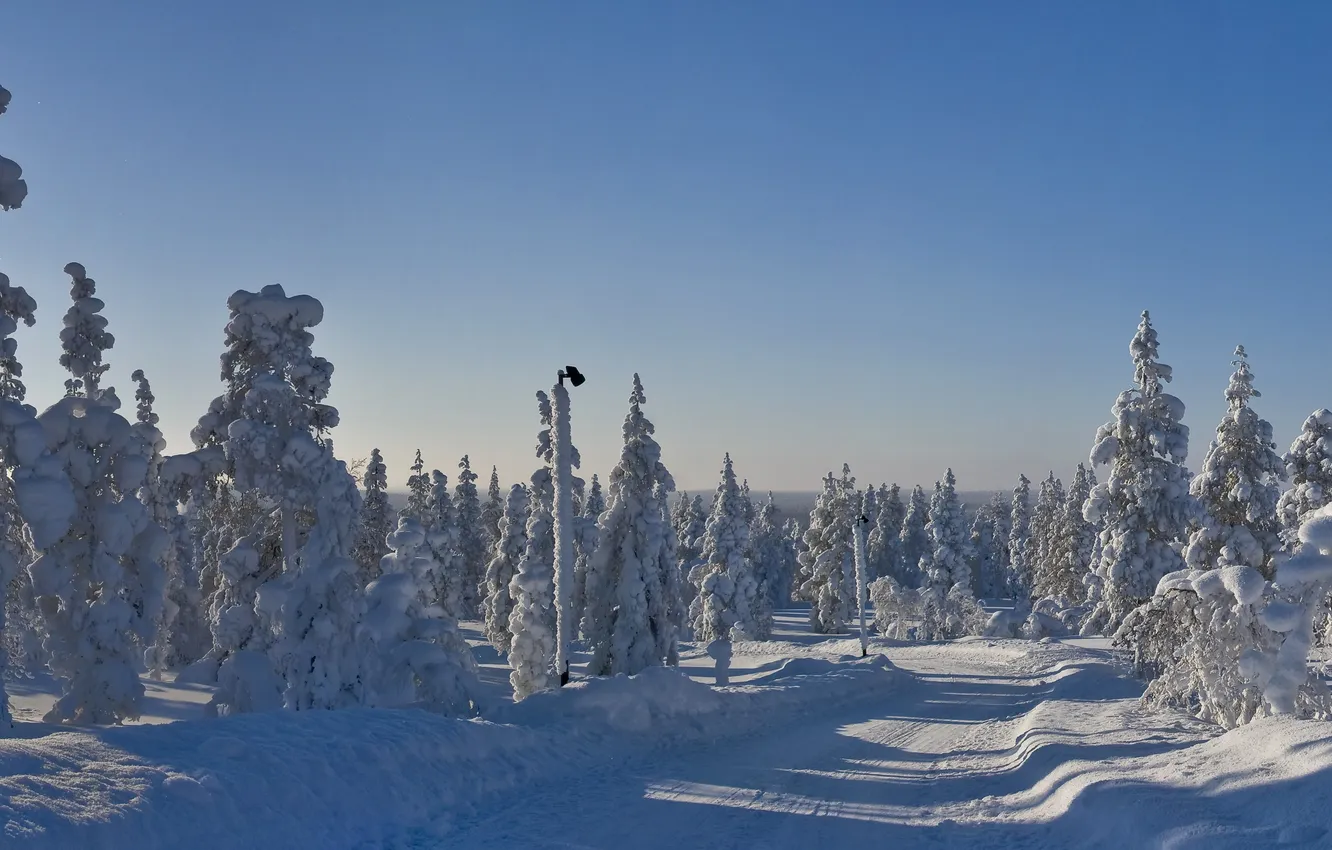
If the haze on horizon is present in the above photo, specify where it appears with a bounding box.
[3,1,1329,494]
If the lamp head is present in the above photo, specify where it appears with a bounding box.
[560,366,586,387]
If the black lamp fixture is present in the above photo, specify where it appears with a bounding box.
[559,366,586,387]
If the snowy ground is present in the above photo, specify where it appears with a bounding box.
[3,610,1332,848]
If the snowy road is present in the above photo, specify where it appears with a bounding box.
[441,642,1326,849]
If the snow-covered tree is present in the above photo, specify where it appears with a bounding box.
[28,266,167,724]
[739,479,755,526]
[751,492,794,607]
[404,449,430,521]
[508,392,559,700]
[797,465,857,633]
[423,471,465,622]
[481,484,530,654]
[583,375,679,675]
[480,466,504,548]
[0,86,29,211]
[690,454,764,643]
[455,455,487,616]
[673,492,708,610]
[570,473,603,630]
[918,470,978,638]
[1025,472,1064,602]
[1184,346,1285,578]
[362,516,480,715]
[988,492,1013,597]
[1007,474,1032,600]
[353,448,394,584]
[1084,311,1200,635]
[967,497,1005,600]
[898,485,930,587]
[868,483,906,583]
[1044,464,1098,602]
[1279,410,1332,543]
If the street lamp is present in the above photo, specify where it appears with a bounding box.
[552,365,584,685]
[853,513,871,658]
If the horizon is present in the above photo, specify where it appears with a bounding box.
[4,2,1330,492]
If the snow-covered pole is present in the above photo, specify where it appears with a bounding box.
[553,365,585,686]
[854,513,871,657]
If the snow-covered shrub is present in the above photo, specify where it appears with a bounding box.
[1120,506,1332,729]
[584,375,679,675]
[1084,311,1200,635]
[869,576,921,640]
[362,517,480,716]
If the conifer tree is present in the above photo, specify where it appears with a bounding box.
[1184,346,1285,577]
[404,450,430,521]
[1007,474,1033,600]
[454,455,487,616]
[424,471,465,622]
[482,484,530,654]
[1279,409,1332,542]
[354,448,394,584]
[1025,472,1064,602]
[570,473,604,630]
[988,492,1013,597]
[751,492,794,607]
[1043,464,1098,602]
[509,392,559,699]
[583,375,678,675]
[919,470,979,638]
[898,485,931,587]
[690,454,764,642]
[0,86,28,211]
[1085,311,1200,635]
[797,465,857,633]
[967,498,1003,599]
[868,483,906,583]
[480,466,504,548]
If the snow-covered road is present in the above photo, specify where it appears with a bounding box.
[443,641,1331,849]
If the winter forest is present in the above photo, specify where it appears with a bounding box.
[6,58,1332,847]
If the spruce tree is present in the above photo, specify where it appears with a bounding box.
[480,466,504,548]
[1007,474,1032,600]
[1279,409,1332,541]
[751,492,794,607]
[570,473,604,630]
[1184,346,1285,577]
[898,485,931,587]
[0,86,28,211]
[797,465,857,633]
[508,392,558,700]
[354,448,394,585]
[583,375,678,675]
[1045,464,1098,602]
[482,484,530,654]
[1025,472,1064,602]
[868,483,906,583]
[404,449,430,521]
[1085,311,1200,635]
[424,471,465,622]
[967,498,1004,599]
[454,455,487,616]
[690,454,764,642]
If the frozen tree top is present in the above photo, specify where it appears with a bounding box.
[227,284,324,329]
[0,85,27,211]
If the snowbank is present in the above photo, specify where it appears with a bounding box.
[0,655,899,849]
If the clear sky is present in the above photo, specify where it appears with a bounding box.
[2,1,1330,495]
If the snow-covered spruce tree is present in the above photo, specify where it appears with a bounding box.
[1084,311,1200,636]
[403,449,430,521]
[967,498,1003,600]
[918,469,980,639]
[673,492,708,612]
[353,448,394,585]
[739,479,755,526]
[423,471,465,622]
[751,491,794,607]
[481,484,530,654]
[1184,346,1285,578]
[797,465,857,634]
[480,466,504,549]
[584,375,679,675]
[690,453,765,643]
[868,483,906,583]
[362,516,480,715]
[898,485,930,588]
[987,493,1013,598]
[1043,463,1098,604]
[508,392,559,700]
[0,86,29,211]
[1006,474,1032,600]
[570,472,604,631]
[455,455,487,617]
[1278,409,1332,542]
[1026,472,1065,602]
[28,265,168,724]
[654,480,688,664]
[133,370,192,679]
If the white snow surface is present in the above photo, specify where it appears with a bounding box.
[5,613,1332,848]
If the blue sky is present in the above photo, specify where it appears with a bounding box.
[2,1,1330,493]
